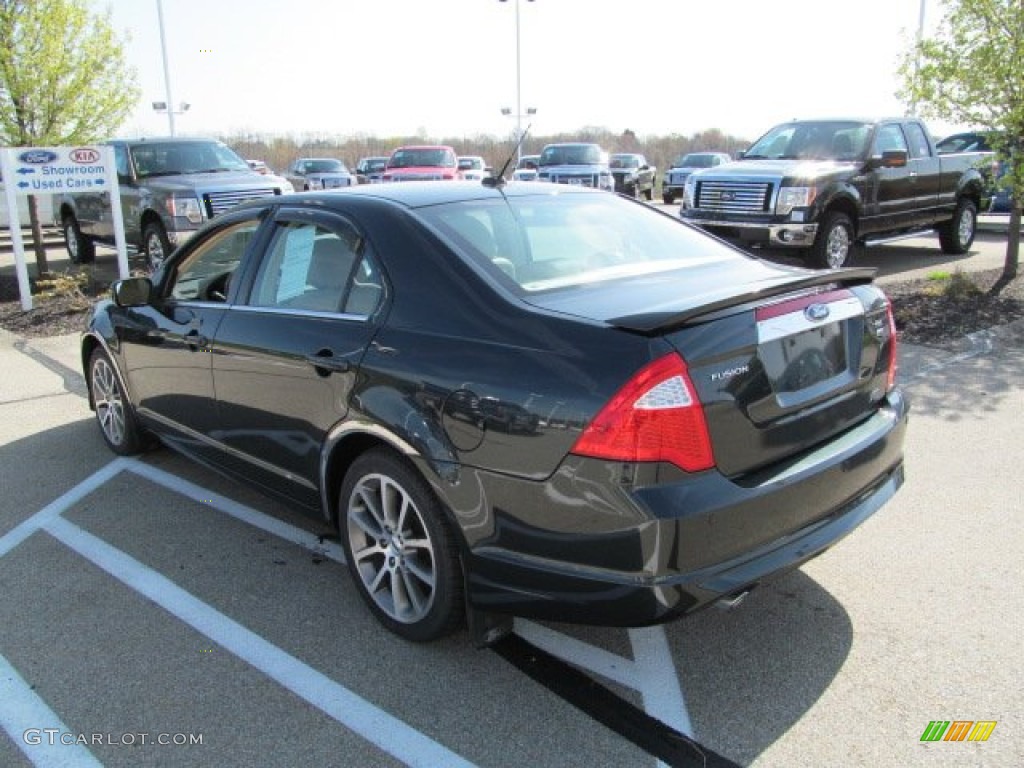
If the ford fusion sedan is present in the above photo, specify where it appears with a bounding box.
[82,181,908,642]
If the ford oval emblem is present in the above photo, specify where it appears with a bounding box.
[18,149,58,165]
[805,303,830,322]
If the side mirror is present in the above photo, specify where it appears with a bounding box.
[869,150,909,169]
[112,277,153,307]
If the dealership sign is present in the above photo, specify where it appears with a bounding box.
[1,145,127,310]
[6,145,112,195]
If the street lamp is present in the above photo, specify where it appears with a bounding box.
[501,106,537,160]
[499,0,535,162]
[152,101,191,133]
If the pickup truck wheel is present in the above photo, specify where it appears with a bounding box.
[663,193,675,205]
[63,215,95,264]
[644,185,653,201]
[938,198,977,254]
[809,212,855,269]
[143,222,172,271]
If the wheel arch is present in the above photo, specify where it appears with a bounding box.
[320,426,461,533]
[82,331,129,414]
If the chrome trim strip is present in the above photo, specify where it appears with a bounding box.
[757,297,864,343]
[228,305,371,322]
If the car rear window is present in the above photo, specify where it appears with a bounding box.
[419,192,743,293]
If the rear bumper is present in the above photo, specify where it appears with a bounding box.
[465,389,909,625]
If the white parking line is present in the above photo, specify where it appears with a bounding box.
[0,652,103,767]
[42,516,477,768]
[2,457,695,767]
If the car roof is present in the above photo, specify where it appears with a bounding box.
[240,180,604,211]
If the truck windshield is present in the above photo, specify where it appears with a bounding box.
[131,141,250,178]
[539,145,603,166]
[744,121,871,162]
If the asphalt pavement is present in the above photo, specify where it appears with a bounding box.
[0,228,1022,767]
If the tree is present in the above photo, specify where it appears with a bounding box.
[899,0,1021,282]
[0,0,138,274]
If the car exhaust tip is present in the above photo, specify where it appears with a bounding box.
[714,588,753,611]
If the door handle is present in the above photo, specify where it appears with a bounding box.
[306,348,351,375]
[184,328,208,351]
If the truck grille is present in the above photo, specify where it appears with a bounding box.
[695,180,773,213]
[203,188,281,218]
[547,173,598,187]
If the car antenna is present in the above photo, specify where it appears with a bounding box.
[484,124,532,188]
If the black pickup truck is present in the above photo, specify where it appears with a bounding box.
[679,118,986,268]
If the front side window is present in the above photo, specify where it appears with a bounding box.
[873,124,909,156]
[168,219,260,302]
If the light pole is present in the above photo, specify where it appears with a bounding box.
[499,0,534,162]
[501,106,537,162]
[156,0,177,135]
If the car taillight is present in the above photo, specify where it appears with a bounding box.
[885,298,898,392]
[571,353,715,472]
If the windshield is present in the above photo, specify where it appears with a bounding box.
[459,157,484,170]
[388,148,456,169]
[302,158,347,173]
[131,141,250,177]
[610,155,640,169]
[743,121,871,161]
[678,153,719,168]
[516,156,539,170]
[418,192,741,293]
[539,144,603,167]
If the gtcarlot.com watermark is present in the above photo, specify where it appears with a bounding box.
[24,729,203,746]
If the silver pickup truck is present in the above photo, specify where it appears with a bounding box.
[59,137,291,270]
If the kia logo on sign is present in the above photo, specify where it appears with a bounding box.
[69,148,100,163]
[18,150,58,164]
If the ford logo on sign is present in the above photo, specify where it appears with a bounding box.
[804,303,830,322]
[18,150,58,165]
[70,148,100,163]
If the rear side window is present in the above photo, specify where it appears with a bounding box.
[249,219,383,317]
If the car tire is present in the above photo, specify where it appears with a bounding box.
[809,211,856,269]
[938,197,977,254]
[663,193,675,206]
[63,215,95,265]
[644,184,654,201]
[88,348,146,455]
[338,448,464,642]
[143,221,172,272]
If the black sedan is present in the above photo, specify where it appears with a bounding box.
[82,181,908,642]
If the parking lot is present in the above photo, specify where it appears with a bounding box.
[1,229,1022,767]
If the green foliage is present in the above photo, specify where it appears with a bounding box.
[899,0,1021,279]
[0,0,140,146]
[922,269,982,298]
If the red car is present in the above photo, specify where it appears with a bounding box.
[381,145,458,182]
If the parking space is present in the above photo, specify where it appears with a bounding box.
[2,270,1022,766]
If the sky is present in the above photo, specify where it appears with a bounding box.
[89,0,961,143]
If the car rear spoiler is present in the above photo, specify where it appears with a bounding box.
[607,267,879,334]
